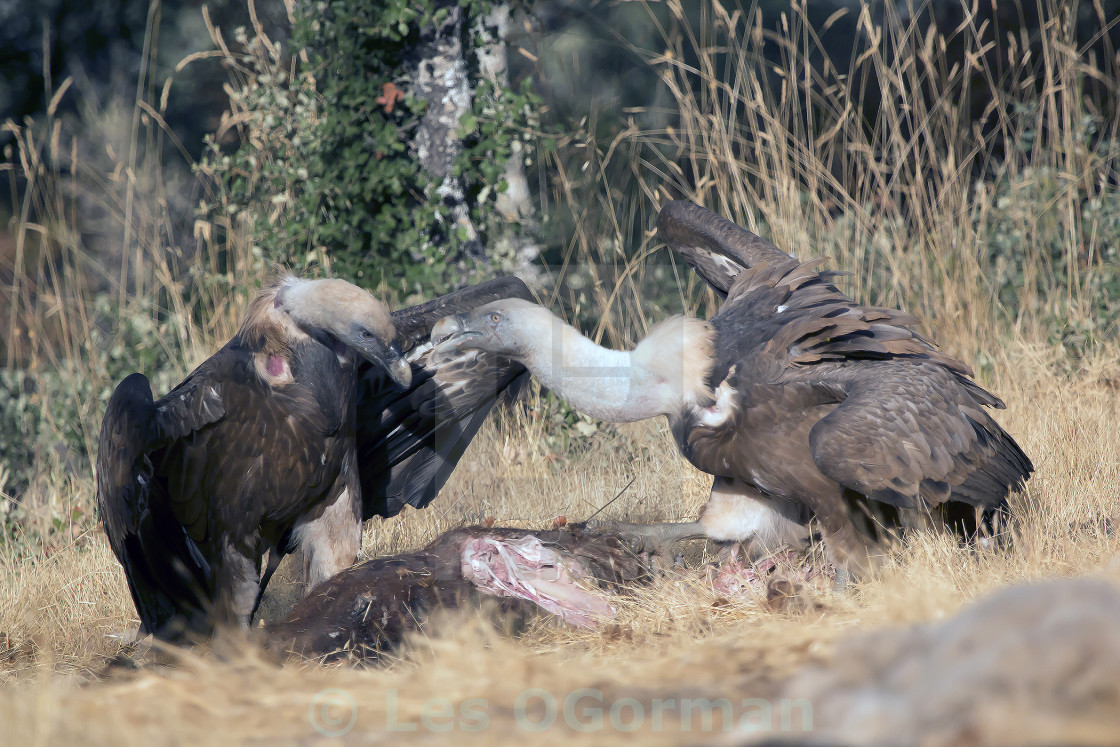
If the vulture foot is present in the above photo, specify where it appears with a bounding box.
[583,520,705,564]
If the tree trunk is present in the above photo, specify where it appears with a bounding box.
[407,2,540,285]
[474,5,541,284]
[410,4,482,260]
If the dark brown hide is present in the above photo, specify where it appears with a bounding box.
[267,525,648,663]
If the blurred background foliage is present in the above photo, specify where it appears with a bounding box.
[1,0,1119,551]
[197,0,542,298]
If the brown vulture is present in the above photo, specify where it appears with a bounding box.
[430,202,1033,578]
[97,275,531,640]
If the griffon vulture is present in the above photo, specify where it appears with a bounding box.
[97,275,531,640]
[430,202,1033,578]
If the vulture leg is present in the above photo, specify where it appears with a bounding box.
[584,519,706,560]
[215,545,263,631]
[814,491,890,582]
[291,480,362,593]
[251,548,286,621]
[699,477,812,559]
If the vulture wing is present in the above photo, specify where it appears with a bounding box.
[807,371,1034,511]
[674,200,1033,512]
[657,200,795,296]
[96,371,224,636]
[356,277,534,520]
[710,256,972,385]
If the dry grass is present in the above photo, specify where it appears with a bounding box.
[2,341,1119,744]
[3,0,1120,743]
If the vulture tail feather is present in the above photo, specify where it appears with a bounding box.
[950,417,1034,508]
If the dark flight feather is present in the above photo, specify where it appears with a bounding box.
[356,276,534,519]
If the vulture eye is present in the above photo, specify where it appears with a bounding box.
[361,329,373,339]
[490,313,501,323]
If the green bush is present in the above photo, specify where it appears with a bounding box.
[199,0,540,298]
[0,297,180,553]
[981,168,1120,351]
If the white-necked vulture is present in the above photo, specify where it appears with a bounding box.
[97,275,531,640]
[431,202,1033,578]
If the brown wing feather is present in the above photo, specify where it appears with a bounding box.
[152,371,226,442]
[659,201,971,379]
[96,372,223,636]
[806,364,1031,509]
[709,253,974,383]
[97,373,160,556]
[357,277,534,519]
[658,200,794,296]
[97,365,228,551]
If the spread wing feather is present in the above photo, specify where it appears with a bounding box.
[658,200,794,296]
[704,256,974,388]
[356,277,533,519]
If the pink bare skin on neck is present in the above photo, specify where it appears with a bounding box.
[266,354,286,377]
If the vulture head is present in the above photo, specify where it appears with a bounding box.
[274,277,412,387]
[430,297,548,360]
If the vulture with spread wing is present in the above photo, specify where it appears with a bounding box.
[97,275,530,640]
[431,202,1032,578]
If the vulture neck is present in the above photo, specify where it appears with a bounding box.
[521,315,716,423]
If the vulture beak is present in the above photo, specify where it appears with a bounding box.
[431,313,482,352]
[343,326,413,388]
[382,342,413,388]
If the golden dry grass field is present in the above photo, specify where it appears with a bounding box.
[2,1,1120,744]
[2,342,1120,745]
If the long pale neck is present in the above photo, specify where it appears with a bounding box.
[520,323,679,423]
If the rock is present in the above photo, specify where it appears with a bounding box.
[773,578,1120,746]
